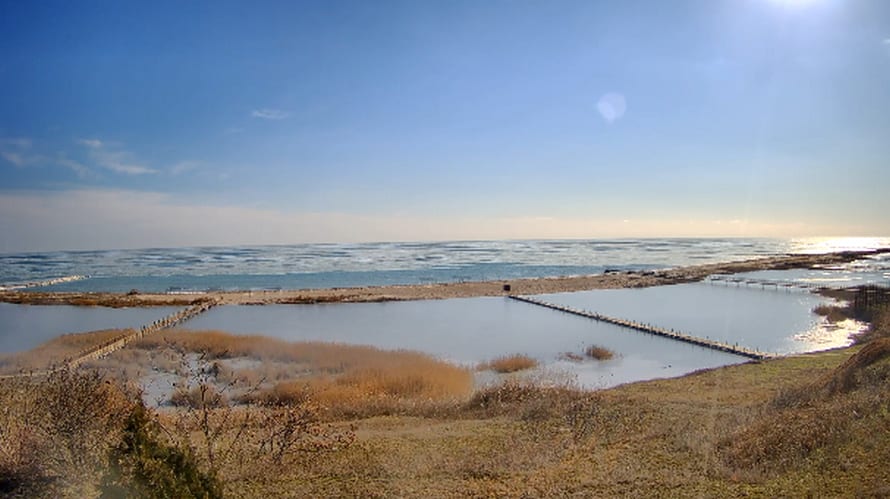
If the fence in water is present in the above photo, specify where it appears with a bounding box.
[508,295,774,361]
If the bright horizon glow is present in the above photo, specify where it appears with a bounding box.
[1,1,889,251]
[0,188,884,253]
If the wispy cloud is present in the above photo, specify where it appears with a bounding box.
[77,139,158,175]
[0,137,42,167]
[0,137,33,149]
[170,160,200,175]
[251,108,290,120]
[1,151,27,167]
[77,138,103,148]
[56,157,92,178]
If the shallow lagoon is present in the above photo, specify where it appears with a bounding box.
[0,281,852,388]
[539,282,848,354]
[185,298,747,389]
[727,267,890,289]
[0,303,179,354]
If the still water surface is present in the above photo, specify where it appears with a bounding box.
[186,298,747,389]
[539,283,848,354]
[0,304,179,353]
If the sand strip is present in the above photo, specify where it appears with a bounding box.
[1,249,887,307]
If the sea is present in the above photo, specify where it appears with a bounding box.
[1,237,889,293]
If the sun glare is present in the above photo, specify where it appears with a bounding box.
[791,237,890,254]
[769,0,820,7]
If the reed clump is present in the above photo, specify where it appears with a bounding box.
[813,304,848,323]
[245,357,474,418]
[584,345,615,361]
[119,330,474,416]
[477,354,538,373]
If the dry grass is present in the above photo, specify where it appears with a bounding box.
[0,292,204,308]
[559,352,584,362]
[135,329,456,374]
[91,330,474,417]
[169,383,229,409]
[244,356,474,419]
[584,345,615,360]
[721,339,890,481]
[819,336,890,395]
[477,354,538,373]
[0,329,131,374]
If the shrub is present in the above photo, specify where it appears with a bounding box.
[813,304,848,323]
[102,402,223,498]
[169,384,228,409]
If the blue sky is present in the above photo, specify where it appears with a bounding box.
[1,0,889,251]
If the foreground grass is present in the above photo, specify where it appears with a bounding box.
[272,342,889,498]
[4,308,890,497]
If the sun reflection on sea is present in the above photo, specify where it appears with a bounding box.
[790,237,890,255]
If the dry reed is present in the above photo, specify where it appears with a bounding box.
[584,345,615,361]
[113,330,474,415]
[478,354,538,373]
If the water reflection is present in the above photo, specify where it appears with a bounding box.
[185,298,746,389]
[538,282,854,354]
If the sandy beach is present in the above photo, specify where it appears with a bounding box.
[1,249,885,308]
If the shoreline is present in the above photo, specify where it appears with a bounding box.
[1,249,887,308]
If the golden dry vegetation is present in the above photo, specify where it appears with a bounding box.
[84,330,475,420]
[477,354,539,373]
[0,329,132,374]
[584,344,615,360]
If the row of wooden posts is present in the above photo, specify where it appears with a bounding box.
[704,275,825,291]
[66,300,218,368]
[508,295,774,361]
